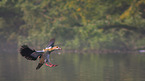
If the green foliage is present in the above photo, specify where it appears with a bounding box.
[1,0,145,51]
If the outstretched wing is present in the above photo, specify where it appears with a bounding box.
[47,38,55,47]
[20,45,42,61]
[36,53,50,70]
[36,54,45,70]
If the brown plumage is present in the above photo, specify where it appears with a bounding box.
[36,55,45,70]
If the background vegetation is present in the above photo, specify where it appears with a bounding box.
[1,0,145,51]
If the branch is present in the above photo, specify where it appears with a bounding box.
[98,24,145,34]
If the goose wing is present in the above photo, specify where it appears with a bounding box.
[20,45,43,60]
[47,38,55,47]
[36,53,46,70]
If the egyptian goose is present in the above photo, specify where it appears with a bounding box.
[20,38,61,70]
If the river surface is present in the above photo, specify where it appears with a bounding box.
[0,51,145,81]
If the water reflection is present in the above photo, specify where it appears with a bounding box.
[0,52,145,81]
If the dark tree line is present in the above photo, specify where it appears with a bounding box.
[0,0,145,51]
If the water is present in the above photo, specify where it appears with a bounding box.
[1,51,145,81]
